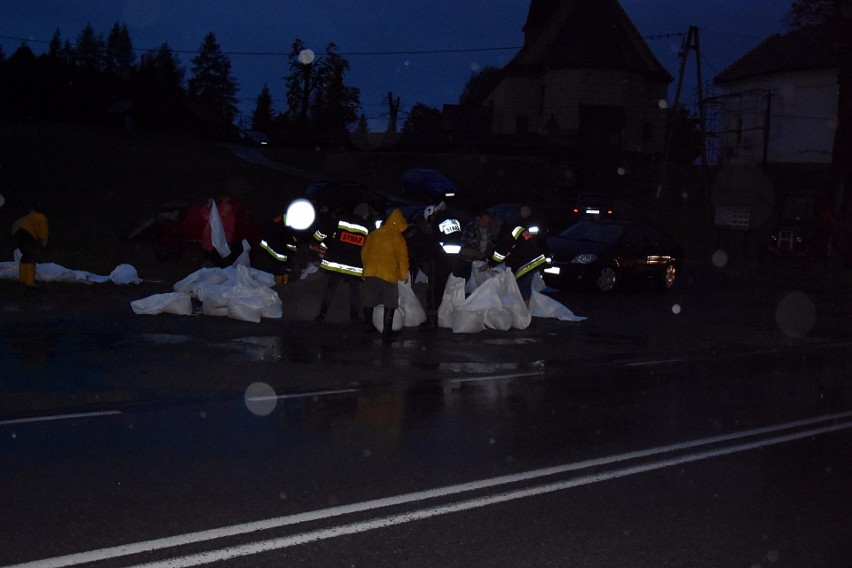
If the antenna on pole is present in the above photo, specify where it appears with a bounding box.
[656,25,708,221]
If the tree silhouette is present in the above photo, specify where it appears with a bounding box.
[251,83,275,133]
[134,43,186,131]
[459,66,502,106]
[188,32,239,128]
[105,22,135,98]
[402,103,442,134]
[73,23,107,117]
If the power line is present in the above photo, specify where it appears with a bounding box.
[0,34,521,57]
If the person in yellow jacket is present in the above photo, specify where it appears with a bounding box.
[360,208,409,339]
[12,209,49,288]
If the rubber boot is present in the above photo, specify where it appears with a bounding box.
[19,262,38,288]
[382,307,396,343]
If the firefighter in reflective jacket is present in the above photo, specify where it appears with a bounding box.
[259,212,300,285]
[485,223,548,305]
[312,204,371,321]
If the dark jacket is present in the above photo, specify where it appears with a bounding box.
[260,214,299,265]
[313,212,370,277]
[489,225,548,279]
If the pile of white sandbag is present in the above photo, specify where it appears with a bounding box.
[0,249,142,285]
[130,241,282,323]
[437,262,586,333]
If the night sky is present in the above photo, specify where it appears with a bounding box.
[0,0,792,130]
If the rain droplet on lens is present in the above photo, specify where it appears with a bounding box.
[245,382,277,416]
[776,291,816,338]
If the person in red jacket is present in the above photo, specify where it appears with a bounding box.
[360,208,409,340]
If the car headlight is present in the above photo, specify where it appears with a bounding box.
[571,253,597,264]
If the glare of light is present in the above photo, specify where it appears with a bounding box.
[617,166,627,176]
[285,198,316,230]
[658,99,669,109]
[298,49,315,65]
[712,249,728,268]
[776,291,816,338]
[245,382,277,416]
[672,304,681,314]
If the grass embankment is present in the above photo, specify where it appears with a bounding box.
[0,121,306,281]
[0,121,717,283]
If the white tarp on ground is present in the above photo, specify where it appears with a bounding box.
[0,249,142,285]
[437,262,586,333]
[130,240,283,323]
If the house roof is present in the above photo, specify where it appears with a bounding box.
[506,0,672,82]
[714,23,838,85]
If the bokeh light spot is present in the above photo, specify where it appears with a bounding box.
[776,291,816,338]
[672,304,681,314]
[712,250,728,268]
[245,382,277,416]
[298,49,315,65]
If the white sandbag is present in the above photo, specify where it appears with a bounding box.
[35,262,110,284]
[109,264,141,285]
[399,279,426,327]
[371,305,404,332]
[499,269,532,329]
[437,274,466,328]
[130,292,192,315]
[467,260,493,293]
[452,310,485,333]
[174,267,229,297]
[164,264,281,322]
[449,267,531,333]
[529,272,587,322]
[232,239,251,267]
[228,301,262,323]
[202,302,229,317]
[208,200,231,258]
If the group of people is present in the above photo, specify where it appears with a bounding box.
[261,200,548,341]
[6,196,547,331]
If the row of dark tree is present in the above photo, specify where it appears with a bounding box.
[0,23,372,143]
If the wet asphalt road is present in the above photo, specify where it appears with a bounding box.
[2,258,852,566]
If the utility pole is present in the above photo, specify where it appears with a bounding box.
[656,25,709,221]
[386,92,401,134]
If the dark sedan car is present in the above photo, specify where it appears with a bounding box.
[400,168,458,202]
[542,219,682,292]
[571,192,615,220]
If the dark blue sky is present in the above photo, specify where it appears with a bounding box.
[0,0,791,130]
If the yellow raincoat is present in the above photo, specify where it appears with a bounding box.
[361,208,409,284]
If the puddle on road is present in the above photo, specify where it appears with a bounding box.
[139,333,194,345]
[482,337,538,345]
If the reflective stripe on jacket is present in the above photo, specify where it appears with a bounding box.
[316,214,369,277]
[490,224,547,279]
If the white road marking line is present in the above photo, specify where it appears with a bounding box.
[624,358,685,367]
[7,410,852,568]
[449,372,542,384]
[0,410,122,426]
[130,418,852,568]
[246,388,360,401]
